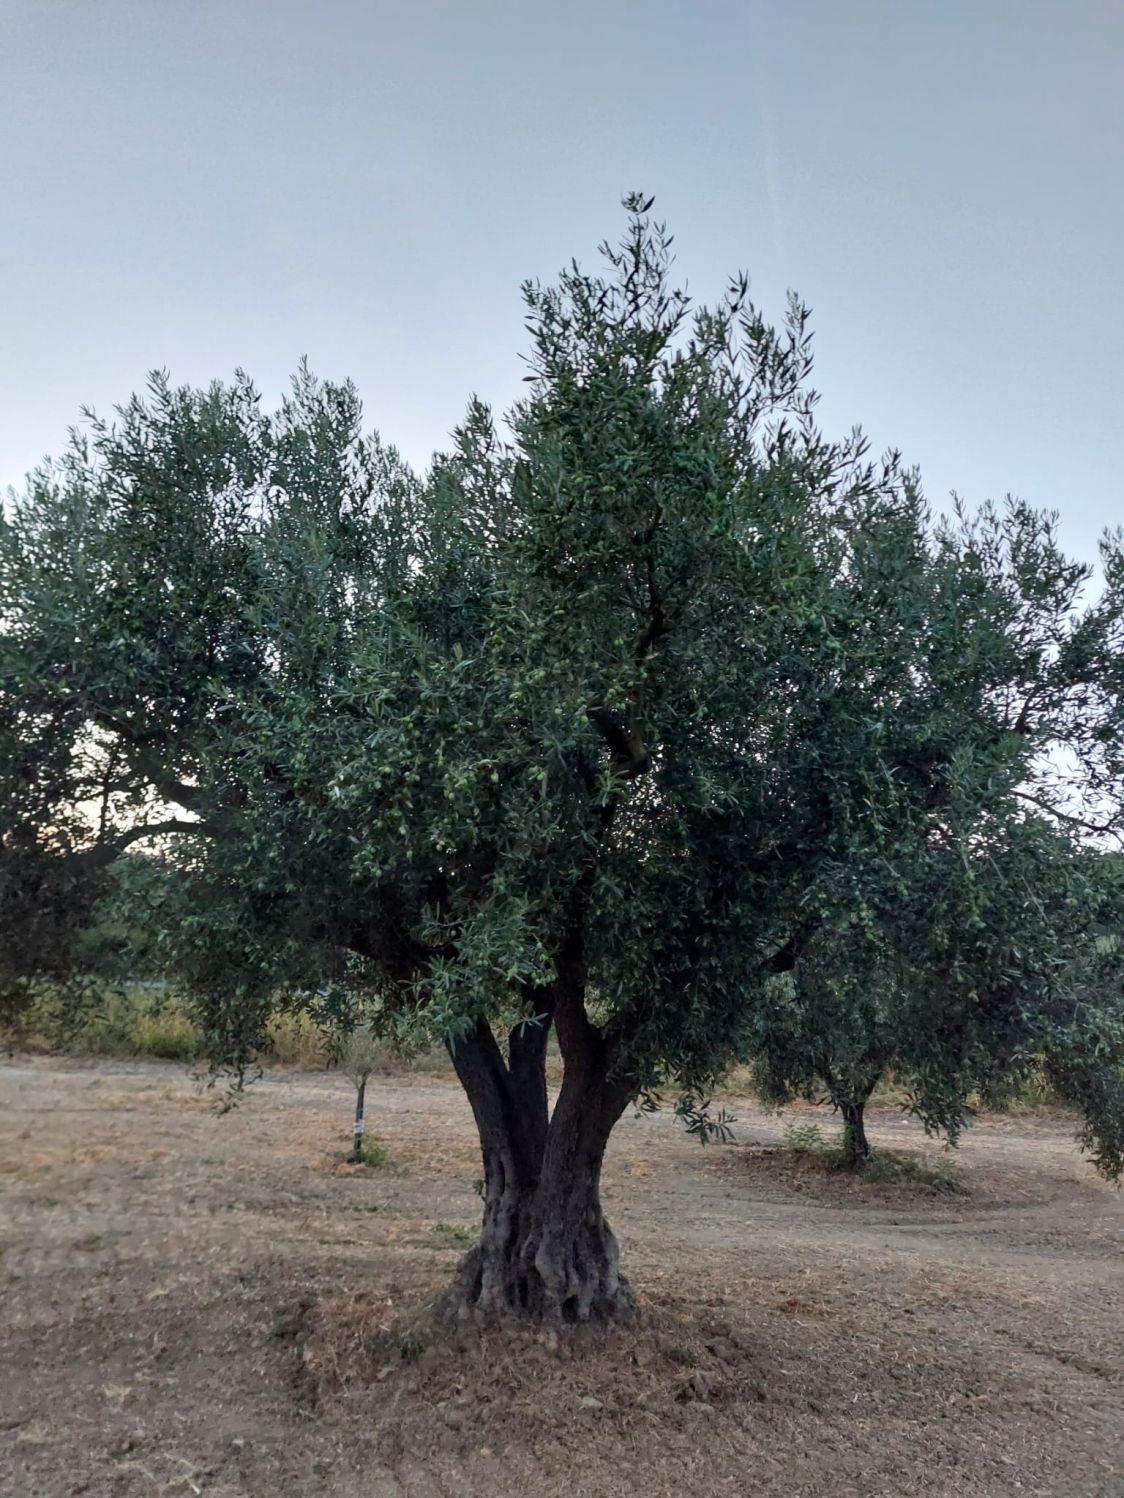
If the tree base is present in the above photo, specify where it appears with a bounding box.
[444,1217,637,1328]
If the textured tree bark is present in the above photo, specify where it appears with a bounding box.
[446,1013,636,1325]
[839,1097,872,1168]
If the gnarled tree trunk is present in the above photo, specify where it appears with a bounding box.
[447,1009,636,1325]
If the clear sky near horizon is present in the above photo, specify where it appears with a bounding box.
[1,1,1121,564]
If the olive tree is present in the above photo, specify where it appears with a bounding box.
[339,1022,385,1162]
[750,824,1124,1172]
[743,492,1124,1170]
[4,197,1122,1321]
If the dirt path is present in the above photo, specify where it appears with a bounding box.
[2,1056,1121,1497]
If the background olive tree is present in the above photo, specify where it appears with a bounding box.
[339,1021,386,1164]
[749,828,1124,1172]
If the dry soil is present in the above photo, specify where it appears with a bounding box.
[1,1056,1121,1497]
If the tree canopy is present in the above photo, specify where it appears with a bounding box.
[748,825,1124,1172]
[2,197,1123,1322]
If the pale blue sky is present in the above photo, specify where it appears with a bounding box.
[2,0,1121,563]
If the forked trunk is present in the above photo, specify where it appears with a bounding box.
[448,1017,635,1325]
[823,1064,876,1170]
[456,1092,630,1323]
[840,1098,871,1168]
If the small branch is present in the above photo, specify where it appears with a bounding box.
[634,545,666,663]
[585,508,669,782]
[85,818,213,868]
[1011,690,1038,735]
[1013,789,1122,838]
[87,708,208,813]
[97,743,120,843]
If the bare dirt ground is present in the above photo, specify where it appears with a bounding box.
[2,1056,1122,1498]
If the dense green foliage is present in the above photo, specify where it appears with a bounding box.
[750,834,1124,1173]
[2,204,946,1078]
[2,198,1123,1298]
